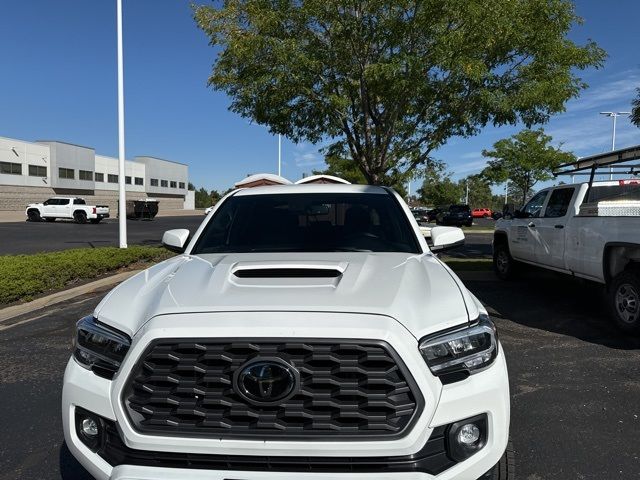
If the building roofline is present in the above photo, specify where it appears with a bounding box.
[134,155,188,167]
[35,139,95,150]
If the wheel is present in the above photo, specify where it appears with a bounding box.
[493,242,516,280]
[608,269,640,333]
[478,439,515,479]
[90,218,101,224]
[45,218,56,222]
[27,209,41,222]
[74,211,87,224]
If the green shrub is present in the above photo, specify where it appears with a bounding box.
[0,246,173,305]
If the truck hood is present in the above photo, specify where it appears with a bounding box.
[94,252,477,339]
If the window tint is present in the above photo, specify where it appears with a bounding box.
[28,165,47,177]
[544,188,574,218]
[1,161,22,175]
[192,193,420,254]
[73,198,86,205]
[522,191,548,218]
[44,198,58,206]
[58,198,70,205]
[79,170,93,181]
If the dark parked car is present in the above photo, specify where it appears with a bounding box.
[436,204,473,227]
[410,207,430,225]
[426,208,441,222]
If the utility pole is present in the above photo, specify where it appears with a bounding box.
[600,112,631,180]
[116,0,127,248]
[504,180,508,205]
[465,180,469,205]
[278,134,282,177]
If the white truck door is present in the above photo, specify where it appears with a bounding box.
[58,198,71,217]
[534,187,576,270]
[509,190,550,262]
[41,199,56,217]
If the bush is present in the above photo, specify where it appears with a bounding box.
[0,246,173,305]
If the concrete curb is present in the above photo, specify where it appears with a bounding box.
[0,269,141,324]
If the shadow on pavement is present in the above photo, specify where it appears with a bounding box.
[59,442,93,480]
[466,267,640,351]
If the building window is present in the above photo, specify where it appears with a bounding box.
[108,174,118,183]
[161,180,168,187]
[79,170,93,181]
[0,161,22,175]
[95,172,104,182]
[125,176,132,185]
[59,167,75,179]
[150,178,158,187]
[134,177,143,186]
[28,165,47,177]
[170,181,177,188]
[179,182,185,189]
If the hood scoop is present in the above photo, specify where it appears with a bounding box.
[230,261,347,288]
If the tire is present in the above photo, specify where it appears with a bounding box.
[27,209,41,222]
[90,218,101,224]
[493,242,516,280]
[74,211,87,224]
[478,440,516,479]
[608,269,640,333]
[45,218,56,222]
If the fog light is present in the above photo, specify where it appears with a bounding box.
[446,414,488,462]
[75,407,103,451]
[81,417,99,437]
[457,423,480,445]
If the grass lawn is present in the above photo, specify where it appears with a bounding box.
[0,246,174,305]
[443,258,492,271]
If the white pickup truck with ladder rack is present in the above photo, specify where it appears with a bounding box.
[494,145,640,332]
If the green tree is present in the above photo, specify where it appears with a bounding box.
[481,129,575,206]
[418,164,462,207]
[195,0,604,184]
[631,88,640,127]
[458,174,493,209]
[194,187,212,208]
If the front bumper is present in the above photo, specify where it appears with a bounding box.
[63,312,510,480]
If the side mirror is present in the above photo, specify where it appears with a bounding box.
[430,226,465,253]
[162,229,190,253]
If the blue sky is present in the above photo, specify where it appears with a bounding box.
[0,0,638,192]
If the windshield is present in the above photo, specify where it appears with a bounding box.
[191,192,421,254]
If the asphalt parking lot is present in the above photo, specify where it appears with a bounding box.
[0,216,206,255]
[0,267,638,480]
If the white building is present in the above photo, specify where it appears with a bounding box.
[0,136,193,211]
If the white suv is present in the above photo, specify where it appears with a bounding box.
[62,184,511,480]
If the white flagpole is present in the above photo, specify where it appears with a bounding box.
[117,0,127,248]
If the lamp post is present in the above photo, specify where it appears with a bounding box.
[116,0,127,248]
[278,134,282,177]
[600,112,631,180]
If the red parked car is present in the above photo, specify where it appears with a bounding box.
[472,208,492,218]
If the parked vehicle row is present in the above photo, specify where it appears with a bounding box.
[25,197,109,224]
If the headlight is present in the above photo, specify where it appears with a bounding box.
[419,315,498,381]
[73,315,131,379]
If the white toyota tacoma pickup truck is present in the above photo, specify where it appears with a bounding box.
[494,179,640,332]
[63,184,511,480]
[26,196,110,224]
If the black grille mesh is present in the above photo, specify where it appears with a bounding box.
[123,340,421,439]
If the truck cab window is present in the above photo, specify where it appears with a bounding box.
[544,188,575,218]
[522,191,548,218]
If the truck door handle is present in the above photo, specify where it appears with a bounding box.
[554,225,564,229]
[528,222,536,228]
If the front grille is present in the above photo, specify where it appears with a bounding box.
[123,339,423,439]
[99,420,455,475]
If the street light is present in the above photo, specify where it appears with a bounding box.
[600,111,631,180]
[116,0,127,248]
